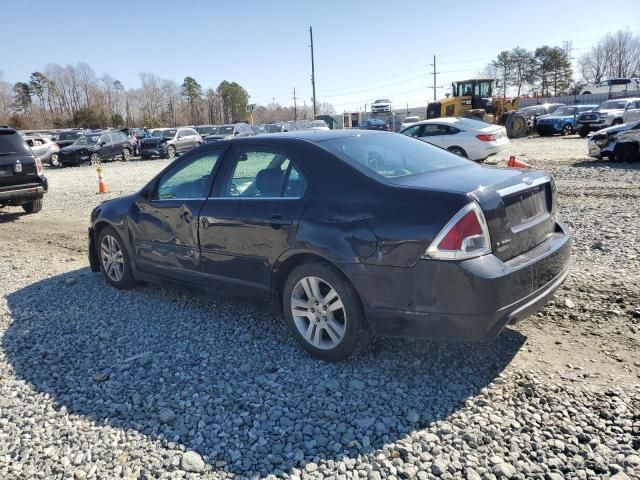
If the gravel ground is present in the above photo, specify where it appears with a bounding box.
[0,137,639,479]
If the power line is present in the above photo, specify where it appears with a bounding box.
[429,55,439,101]
[309,26,317,118]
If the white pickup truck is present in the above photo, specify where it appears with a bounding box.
[577,98,640,137]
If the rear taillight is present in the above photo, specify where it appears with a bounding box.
[35,157,44,176]
[425,203,491,260]
[476,133,497,141]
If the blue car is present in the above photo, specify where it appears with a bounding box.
[536,105,598,136]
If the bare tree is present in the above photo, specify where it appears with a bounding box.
[580,29,640,83]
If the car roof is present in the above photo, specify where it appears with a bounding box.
[232,129,384,143]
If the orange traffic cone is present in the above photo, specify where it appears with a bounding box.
[97,167,108,194]
[507,155,533,169]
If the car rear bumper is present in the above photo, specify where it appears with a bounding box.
[0,180,48,202]
[347,221,572,341]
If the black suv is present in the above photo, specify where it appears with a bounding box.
[59,130,133,166]
[0,128,48,214]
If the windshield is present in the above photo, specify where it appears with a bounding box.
[152,129,176,138]
[58,131,81,141]
[197,126,216,135]
[597,100,627,110]
[214,126,234,135]
[550,107,576,116]
[320,132,470,179]
[73,135,99,146]
[374,99,390,104]
[311,120,327,127]
[265,124,283,133]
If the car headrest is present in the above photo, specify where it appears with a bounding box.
[255,168,284,197]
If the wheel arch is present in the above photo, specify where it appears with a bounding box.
[271,251,367,322]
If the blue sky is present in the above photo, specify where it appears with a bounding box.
[2,0,639,112]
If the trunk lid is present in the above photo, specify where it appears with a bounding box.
[390,164,556,261]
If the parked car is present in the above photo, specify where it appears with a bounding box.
[310,120,330,131]
[622,99,640,124]
[24,136,61,166]
[58,131,133,166]
[535,105,598,136]
[577,98,640,137]
[88,130,571,360]
[371,99,392,113]
[400,117,509,162]
[0,127,47,214]
[588,120,640,162]
[400,116,421,130]
[55,130,83,149]
[359,119,390,131]
[139,127,202,159]
[517,103,565,130]
[580,78,640,95]
[203,123,254,142]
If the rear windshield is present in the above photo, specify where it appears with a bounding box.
[152,129,176,138]
[0,132,31,155]
[265,124,283,133]
[320,132,470,179]
[197,126,216,135]
[453,117,492,129]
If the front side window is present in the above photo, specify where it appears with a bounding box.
[220,149,306,198]
[98,135,111,145]
[420,124,449,136]
[156,150,221,200]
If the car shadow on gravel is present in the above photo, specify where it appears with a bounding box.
[3,268,526,477]
[572,159,640,170]
[0,210,27,223]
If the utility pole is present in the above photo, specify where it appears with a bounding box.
[310,26,317,118]
[429,55,439,101]
[292,87,298,121]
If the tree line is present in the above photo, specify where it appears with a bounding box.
[0,64,252,130]
[481,28,639,98]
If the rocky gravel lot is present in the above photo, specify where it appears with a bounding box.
[0,136,638,479]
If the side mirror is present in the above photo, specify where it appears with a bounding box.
[177,136,183,140]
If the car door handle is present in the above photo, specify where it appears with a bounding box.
[266,214,293,227]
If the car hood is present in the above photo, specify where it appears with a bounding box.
[590,122,634,137]
[60,144,95,153]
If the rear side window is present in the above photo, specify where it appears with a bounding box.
[321,133,470,179]
[0,133,31,154]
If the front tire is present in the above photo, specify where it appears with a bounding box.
[122,148,131,162]
[97,226,136,289]
[562,124,573,136]
[22,198,43,214]
[283,262,369,361]
[89,153,101,165]
[166,145,176,160]
[49,153,60,167]
[578,127,590,138]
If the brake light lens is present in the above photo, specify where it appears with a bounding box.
[425,203,491,260]
[34,157,44,176]
[476,133,497,141]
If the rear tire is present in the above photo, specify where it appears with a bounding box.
[447,146,468,158]
[505,113,528,138]
[97,226,136,289]
[22,198,43,214]
[282,262,369,361]
[49,153,60,167]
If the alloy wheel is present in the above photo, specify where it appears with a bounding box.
[168,146,175,159]
[90,153,101,165]
[50,153,59,167]
[100,234,125,282]
[563,125,572,136]
[291,276,347,350]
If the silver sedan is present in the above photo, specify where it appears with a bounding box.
[25,136,61,166]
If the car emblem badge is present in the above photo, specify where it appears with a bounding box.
[14,161,22,173]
